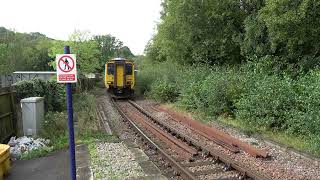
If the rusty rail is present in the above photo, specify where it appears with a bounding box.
[112,99,197,180]
[156,106,268,158]
[126,111,197,159]
[128,100,271,180]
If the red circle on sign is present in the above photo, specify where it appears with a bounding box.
[58,55,75,73]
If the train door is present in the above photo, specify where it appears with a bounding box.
[116,64,124,87]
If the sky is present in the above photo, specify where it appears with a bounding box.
[0,0,162,55]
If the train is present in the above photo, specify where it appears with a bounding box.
[104,57,135,98]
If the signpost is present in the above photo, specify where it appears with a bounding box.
[56,53,77,83]
[56,46,77,180]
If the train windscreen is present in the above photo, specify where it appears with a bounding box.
[107,63,114,75]
[125,64,132,75]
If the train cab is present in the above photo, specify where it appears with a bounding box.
[105,57,135,98]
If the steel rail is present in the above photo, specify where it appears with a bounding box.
[112,99,197,180]
[128,100,272,180]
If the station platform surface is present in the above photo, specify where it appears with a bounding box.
[6,144,91,180]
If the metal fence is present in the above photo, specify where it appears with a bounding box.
[0,88,17,143]
[0,71,56,88]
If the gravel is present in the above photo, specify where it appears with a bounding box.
[90,142,144,179]
[136,99,320,180]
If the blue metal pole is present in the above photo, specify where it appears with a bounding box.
[64,45,77,180]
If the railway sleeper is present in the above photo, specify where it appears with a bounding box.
[128,100,271,180]
[193,168,222,176]
[182,160,213,167]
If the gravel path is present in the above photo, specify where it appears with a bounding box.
[91,90,146,179]
[136,99,320,180]
[90,142,144,179]
[92,90,168,180]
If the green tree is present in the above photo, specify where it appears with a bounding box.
[49,30,101,73]
[242,0,320,70]
[94,35,134,69]
[147,0,246,65]
[0,27,52,74]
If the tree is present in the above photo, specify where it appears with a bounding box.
[94,35,135,70]
[242,0,320,70]
[146,0,246,65]
[48,30,101,73]
[0,27,52,74]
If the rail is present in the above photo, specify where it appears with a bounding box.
[128,100,271,180]
[111,98,197,180]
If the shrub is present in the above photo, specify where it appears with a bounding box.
[236,75,295,130]
[15,79,65,112]
[73,93,100,133]
[148,79,179,102]
[138,59,320,141]
[286,71,320,136]
[236,70,320,137]
[40,111,67,138]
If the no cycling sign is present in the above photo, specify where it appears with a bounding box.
[56,54,77,83]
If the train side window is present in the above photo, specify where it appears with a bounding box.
[107,64,114,75]
[125,64,133,75]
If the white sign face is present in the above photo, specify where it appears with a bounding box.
[56,54,77,83]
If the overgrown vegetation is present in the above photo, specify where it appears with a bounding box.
[15,79,65,112]
[136,59,320,156]
[139,0,320,156]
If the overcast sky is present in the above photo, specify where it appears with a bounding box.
[0,0,162,55]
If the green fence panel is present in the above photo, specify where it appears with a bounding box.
[0,91,15,142]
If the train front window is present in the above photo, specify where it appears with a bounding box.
[107,63,114,75]
[125,64,133,75]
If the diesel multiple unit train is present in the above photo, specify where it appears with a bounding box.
[104,57,135,98]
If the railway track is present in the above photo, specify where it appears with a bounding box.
[111,98,271,180]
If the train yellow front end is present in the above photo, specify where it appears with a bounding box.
[105,58,135,98]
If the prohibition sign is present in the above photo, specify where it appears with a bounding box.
[58,55,75,73]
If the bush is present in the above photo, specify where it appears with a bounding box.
[287,71,320,135]
[148,79,179,102]
[136,60,181,98]
[236,70,320,137]
[15,79,65,112]
[138,59,320,140]
[41,111,67,138]
[73,93,100,133]
[235,75,295,130]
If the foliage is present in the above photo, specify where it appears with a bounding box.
[41,111,68,139]
[94,35,134,69]
[148,79,179,102]
[0,27,52,74]
[15,79,65,112]
[73,92,101,133]
[147,0,320,71]
[137,59,320,156]
[23,92,109,160]
[48,31,101,73]
[139,0,320,156]
[242,0,320,71]
[0,27,134,74]
[235,70,320,137]
[147,0,246,64]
